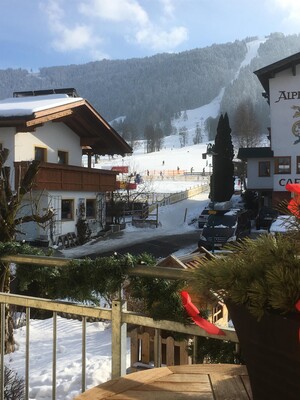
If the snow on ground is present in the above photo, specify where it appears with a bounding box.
[61,190,210,259]
[6,189,210,400]
[5,39,265,400]
[7,169,211,400]
[96,141,213,175]
[7,317,130,400]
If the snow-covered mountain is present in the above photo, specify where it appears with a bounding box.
[169,38,266,143]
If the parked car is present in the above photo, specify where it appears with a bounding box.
[269,215,298,235]
[198,209,251,250]
[255,206,278,230]
[198,204,233,228]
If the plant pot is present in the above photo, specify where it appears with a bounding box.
[226,300,300,400]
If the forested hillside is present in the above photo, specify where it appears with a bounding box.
[1,32,300,142]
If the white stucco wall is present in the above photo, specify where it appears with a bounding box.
[17,190,106,244]
[0,127,16,166]
[14,122,82,165]
[246,158,273,190]
[269,65,300,191]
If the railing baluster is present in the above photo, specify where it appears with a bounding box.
[192,335,198,364]
[52,312,57,400]
[111,299,127,379]
[0,260,237,398]
[0,303,5,400]
[81,316,86,393]
[25,307,30,400]
[154,328,161,367]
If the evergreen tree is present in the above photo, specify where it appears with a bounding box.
[161,117,172,137]
[179,126,188,147]
[154,125,164,151]
[232,98,261,148]
[211,113,234,202]
[206,116,219,141]
[193,122,202,144]
[144,124,155,153]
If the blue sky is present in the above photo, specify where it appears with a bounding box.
[1,0,300,70]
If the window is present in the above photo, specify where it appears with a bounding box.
[86,199,96,218]
[58,150,68,165]
[274,157,291,174]
[61,199,74,220]
[35,146,47,162]
[297,157,300,174]
[259,161,270,177]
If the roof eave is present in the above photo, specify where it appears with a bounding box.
[0,100,132,156]
[254,51,300,95]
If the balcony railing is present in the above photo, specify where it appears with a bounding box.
[14,161,118,192]
[0,254,237,400]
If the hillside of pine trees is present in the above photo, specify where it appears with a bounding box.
[1,32,300,143]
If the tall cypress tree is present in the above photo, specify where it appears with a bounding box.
[211,113,234,202]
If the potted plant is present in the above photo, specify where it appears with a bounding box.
[191,233,300,400]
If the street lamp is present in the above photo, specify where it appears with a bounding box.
[202,143,218,252]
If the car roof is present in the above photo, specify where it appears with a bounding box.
[269,215,297,232]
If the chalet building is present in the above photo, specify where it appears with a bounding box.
[238,52,300,207]
[0,88,132,245]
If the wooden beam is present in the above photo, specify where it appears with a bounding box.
[32,100,85,119]
[16,125,36,133]
[26,109,73,127]
[80,137,101,145]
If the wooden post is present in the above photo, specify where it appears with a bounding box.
[184,208,187,223]
[154,329,161,367]
[111,299,127,379]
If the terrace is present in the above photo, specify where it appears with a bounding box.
[0,253,249,400]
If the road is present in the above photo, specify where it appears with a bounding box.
[85,228,261,260]
[87,230,200,259]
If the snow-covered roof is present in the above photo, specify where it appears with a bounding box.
[0,92,132,156]
[0,94,83,117]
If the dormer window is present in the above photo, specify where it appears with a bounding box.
[58,150,68,165]
[35,146,47,162]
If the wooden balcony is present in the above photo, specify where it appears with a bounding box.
[14,161,118,192]
[74,364,252,400]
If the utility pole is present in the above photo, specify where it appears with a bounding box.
[202,143,218,253]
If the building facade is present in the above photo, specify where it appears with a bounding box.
[0,89,132,246]
[238,52,300,207]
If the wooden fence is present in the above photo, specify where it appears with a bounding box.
[129,328,190,370]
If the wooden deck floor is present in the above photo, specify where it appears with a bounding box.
[74,364,253,400]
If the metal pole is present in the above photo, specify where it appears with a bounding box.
[212,153,215,253]
[0,304,5,400]
[25,307,30,400]
[81,316,86,393]
[52,312,57,400]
